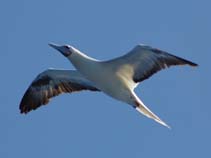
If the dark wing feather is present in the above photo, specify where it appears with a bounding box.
[19,69,99,114]
[133,46,198,82]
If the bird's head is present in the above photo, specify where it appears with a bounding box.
[49,43,76,57]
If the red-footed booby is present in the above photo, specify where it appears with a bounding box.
[19,43,197,128]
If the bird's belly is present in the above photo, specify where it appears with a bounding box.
[91,74,134,105]
[74,62,135,104]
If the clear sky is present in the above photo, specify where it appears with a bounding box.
[1,0,209,157]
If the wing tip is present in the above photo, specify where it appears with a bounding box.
[19,103,32,114]
[191,63,198,67]
[186,60,198,67]
[20,109,28,114]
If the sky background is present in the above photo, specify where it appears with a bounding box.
[0,0,210,157]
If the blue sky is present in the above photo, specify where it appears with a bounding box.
[1,0,210,157]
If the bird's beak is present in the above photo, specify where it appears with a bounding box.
[48,43,62,52]
[48,43,70,57]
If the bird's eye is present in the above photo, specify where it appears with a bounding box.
[64,45,70,49]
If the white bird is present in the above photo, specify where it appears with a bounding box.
[19,43,197,128]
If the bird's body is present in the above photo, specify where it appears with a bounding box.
[20,43,197,128]
[66,48,137,106]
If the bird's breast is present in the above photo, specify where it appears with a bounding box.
[69,55,135,101]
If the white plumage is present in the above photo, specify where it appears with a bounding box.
[20,43,197,128]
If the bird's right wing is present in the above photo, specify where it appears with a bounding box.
[105,44,197,84]
[19,69,100,114]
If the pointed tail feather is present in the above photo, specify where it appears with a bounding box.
[135,100,170,129]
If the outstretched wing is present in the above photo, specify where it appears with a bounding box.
[19,69,100,114]
[106,44,198,83]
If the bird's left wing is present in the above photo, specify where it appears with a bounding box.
[105,44,198,84]
[19,69,100,114]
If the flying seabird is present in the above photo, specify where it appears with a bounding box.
[19,43,197,128]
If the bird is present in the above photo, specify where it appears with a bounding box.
[19,43,198,128]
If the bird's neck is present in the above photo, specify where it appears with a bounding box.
[67,50,99,73]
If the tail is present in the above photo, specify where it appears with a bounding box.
[134,99,171,129]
